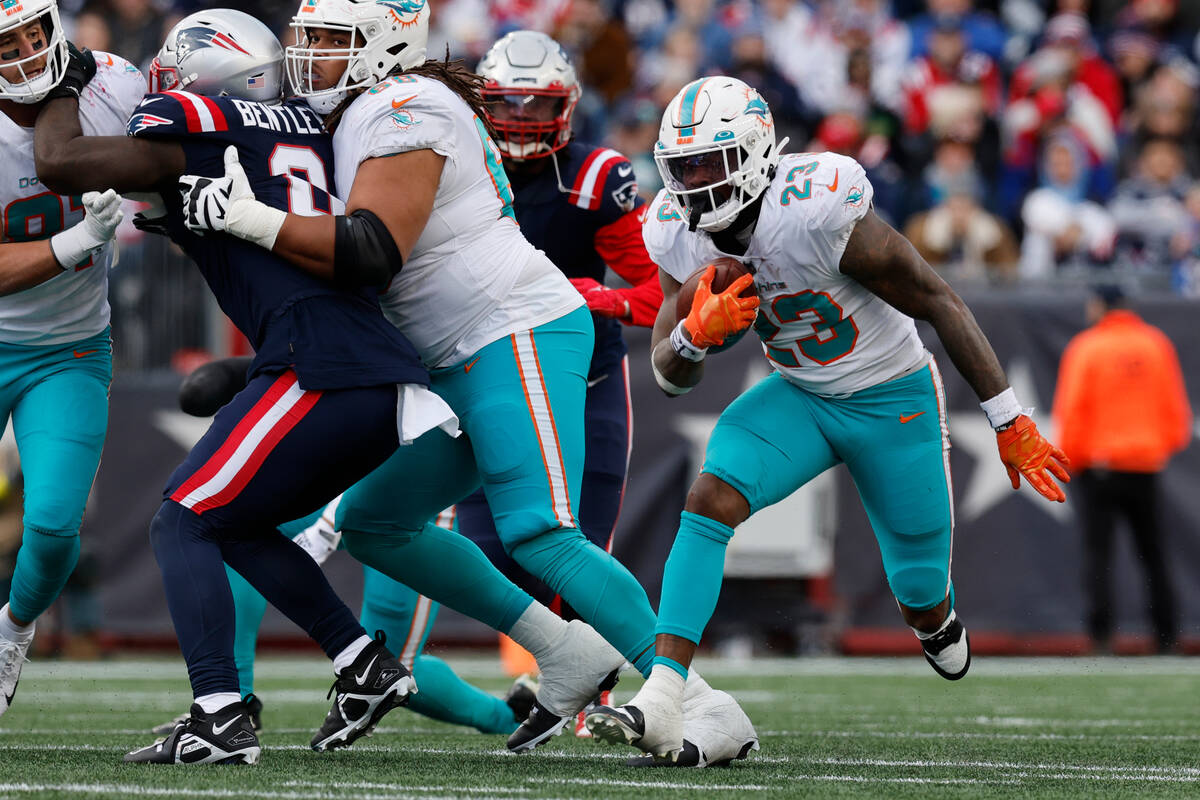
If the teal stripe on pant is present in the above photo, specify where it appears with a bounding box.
[3,328,111,623]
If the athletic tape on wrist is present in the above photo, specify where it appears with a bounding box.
[980,387,1033,429]
[670,320,707,362]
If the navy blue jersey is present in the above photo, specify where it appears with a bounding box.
[509,141,650,375]
[129,90,427,391]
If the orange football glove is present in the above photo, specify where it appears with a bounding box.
[683,265,759,348]
[995,415,1071,503]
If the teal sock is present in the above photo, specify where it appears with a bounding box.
[655,511,734,645]
[8,527,79,622]
[407,654,517,734]
[343,522,532,634]
[225,564,267,698]
[653,655,689,681]
[509,528,657,676]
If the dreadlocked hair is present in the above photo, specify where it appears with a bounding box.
[323,46,498,140]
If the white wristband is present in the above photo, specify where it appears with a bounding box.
[228,198,287,251]
[670,320,708,362]
[49,225,105,271]
[980,387,1032,429]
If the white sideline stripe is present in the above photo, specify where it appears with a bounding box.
[513,331,574,527]
[177,380,308,509]
[0,784,555,800]
[797,729,1200,743]
[529,777,770,791]
[805,756,1200,777]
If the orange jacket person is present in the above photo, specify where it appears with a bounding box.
[1053,285,1192,652]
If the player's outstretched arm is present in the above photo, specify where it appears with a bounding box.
[0,190,123,296]
[35,97,185,195]
[178,146,440,288]
[650,268,704,396]
[839,209,1069,502]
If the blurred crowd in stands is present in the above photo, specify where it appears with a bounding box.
[54,0,1200,291]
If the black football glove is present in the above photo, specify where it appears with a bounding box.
[44,42,97,103]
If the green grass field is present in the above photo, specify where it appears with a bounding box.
[1,654,1199,798]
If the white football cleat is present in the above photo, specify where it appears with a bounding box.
[625,688,759,768]
[507,620,623,752]
[919,610,971,680]
[0,623,33,719]
[586,682,685,761]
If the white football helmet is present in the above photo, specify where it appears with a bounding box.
[477,30,580,161]
[0,0,67,104]
[655,76,782,232]
[287,0,431,115]
[149,9,285,104]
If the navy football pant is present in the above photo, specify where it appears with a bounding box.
[151,370,400,697]
[457,354,631,615]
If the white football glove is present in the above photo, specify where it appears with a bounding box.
[49,188,123,270]
[178,145,285,250]
[292,517,341,566]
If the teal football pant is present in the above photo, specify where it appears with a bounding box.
[2,328,111,624]
[338,307,657,675]
[657,360,955,654]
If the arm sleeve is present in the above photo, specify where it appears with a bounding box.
[1157,334,1193,453]
[594,204,663,327]
[1052,337,1088,468]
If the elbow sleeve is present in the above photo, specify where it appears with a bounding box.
[333,208,404,289]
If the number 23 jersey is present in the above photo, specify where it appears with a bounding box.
[0,52,144,346]
[644,152,925,397]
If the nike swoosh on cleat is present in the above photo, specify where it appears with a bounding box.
[825,169,839,192]
[73,349,98,358]
[211,716,240,735]
[354,655,378,686]
[3,690,13,707]
[899,412,926,423]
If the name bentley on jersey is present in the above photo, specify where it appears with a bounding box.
[0,51,145,346]
[645,152,926,397]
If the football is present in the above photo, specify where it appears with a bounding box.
[675,256,756,321]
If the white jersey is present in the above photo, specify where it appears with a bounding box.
[0,52,144,346]
[645,152,926,397]
[332,75,582,369]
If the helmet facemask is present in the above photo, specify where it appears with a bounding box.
[286,21,372,115]
[481,86,575,160]
[656,132,773,232]
[0,4,67,105]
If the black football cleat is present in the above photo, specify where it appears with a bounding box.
[153,692,263,736]
[503,674,538,723]
[125,701,260,765]
[310,637,416,752]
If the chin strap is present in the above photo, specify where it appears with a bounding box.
[688,204,702,232]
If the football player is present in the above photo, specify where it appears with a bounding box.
[0,0,139,723]
[586,77,1070,761]
[76,10,618,754]
[35,9,439,763]
[179,0,676,752]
